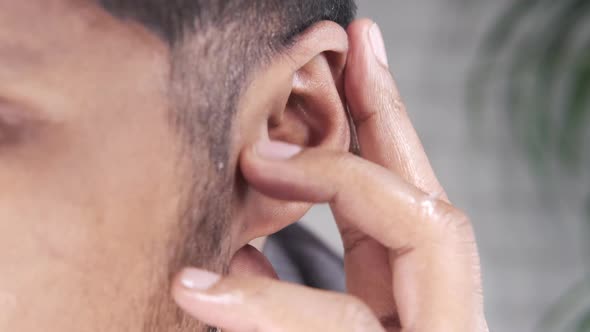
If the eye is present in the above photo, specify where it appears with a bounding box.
[0,98,39,146]
[0,122,23,145]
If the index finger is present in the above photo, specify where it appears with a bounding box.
[240,145,487,332]
[345,19,447,199]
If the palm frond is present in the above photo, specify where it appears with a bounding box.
[561,42,590,167]
[576,309,590,332]
[469,0,590,330]
[469,0,590,173]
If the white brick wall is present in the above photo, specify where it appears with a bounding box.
[302,1,589,331]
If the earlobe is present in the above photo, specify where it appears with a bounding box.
[232,21,350,248]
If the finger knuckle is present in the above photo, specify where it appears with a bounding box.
[340,227,373,255]
[389,94,404,114]
[341,297,382,332]
[328,153,360,203]
[378,312,402,330]
[441,204,469,225]
[382,82,403,111]
[432,203,473,234]
[448,208,476,240]
[241,277,274,304]
[333,151,356,168]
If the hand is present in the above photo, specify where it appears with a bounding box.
[171,19,489,332]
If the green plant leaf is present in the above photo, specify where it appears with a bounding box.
[560,43,590,168]
[467,0,541,116]
[530,0,590,167]
[537,277,590,331]
[469,0,590,172]
[576,309,590,332]
[470,0,590,329]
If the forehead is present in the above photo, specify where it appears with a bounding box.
[0,1,169,111]
[0,0,166,71]
[1,0,113,46]
[0,1,171,139]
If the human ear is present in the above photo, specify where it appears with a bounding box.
[232,21,350,247]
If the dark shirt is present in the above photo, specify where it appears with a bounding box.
[263,223,345,292]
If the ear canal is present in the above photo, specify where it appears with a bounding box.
[268,53,349,151]
[231,21,351,247]
[269,95,316,147]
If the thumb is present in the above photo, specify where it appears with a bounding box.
[172,268,384,332]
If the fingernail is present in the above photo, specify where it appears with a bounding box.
[256,140,302,160]
[369,23,389,68]
[179,268,221,291]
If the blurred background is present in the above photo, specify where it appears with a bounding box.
[300,1,590,331]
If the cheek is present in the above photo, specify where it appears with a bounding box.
[0,96,180,259]
[0,0,189,275]
[0,3,224,328]
[0,95,187,318]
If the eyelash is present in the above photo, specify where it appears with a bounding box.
[0,100,35,146]
[0,122,25,149]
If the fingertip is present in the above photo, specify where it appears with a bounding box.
[171,270,240,332]
[239,140,304,189]
[178,268,222,291]
[239,140,301,175]
[368,23,389,68]
[239,142,278,186]
[346,18,376,62]
[171,268,220,311]
[346,18,375,37]
[346,19,373,70]
[255,140,303,161]
[345,18,389,100]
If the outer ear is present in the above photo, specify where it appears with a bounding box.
[232,21,350,247]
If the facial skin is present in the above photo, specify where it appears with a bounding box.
[172,20,489,332]
[0,1,228,331]
[0,0,490,331]
[0,1,352,331]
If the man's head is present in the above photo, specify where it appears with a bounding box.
[0,0,355,331]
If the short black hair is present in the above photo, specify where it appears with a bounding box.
[99,0,356,48]
[95,3,356,330]
[98,0,356,166]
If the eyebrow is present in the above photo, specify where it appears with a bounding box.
[0,99,27,145]
[0,41,44,72]
[0,96,48,145]
[0,97,28,125]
